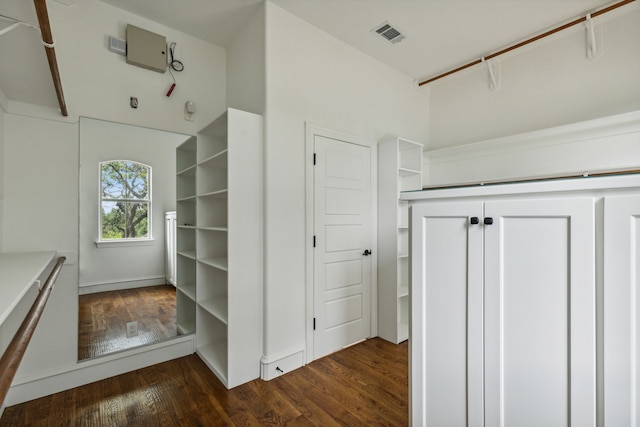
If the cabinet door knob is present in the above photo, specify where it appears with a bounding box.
[363,249,372,256]
[484,217,494,225]
[470,217,480,225]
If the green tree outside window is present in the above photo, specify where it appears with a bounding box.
[100,161,151,240]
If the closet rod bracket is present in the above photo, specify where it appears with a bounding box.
[585,13,601,60]
[481,57,501,91]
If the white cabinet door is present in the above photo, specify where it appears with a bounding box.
[410,201,484,427]
[484,198,595,427]
[604,195,640,426]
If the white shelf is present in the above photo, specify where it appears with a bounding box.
[178,250,196,260]
[398,322,409,342]
[177,195,197,202]
[0,251,57,327]
[177,164,197,176]
[198,342,228,386]
[194,108,263,389]
[199,149,228,168]
[378,136,423,345]
[199,189,228,199]
[399,167,421,177]
[178,320,196,335]
[398,284,409,298]
[176,137,198,339]
[199,257,228,271]
[177,282,196,301]
[199,226,228,232]
[199,297,229,325]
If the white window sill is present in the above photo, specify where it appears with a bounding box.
[95,239,155,248]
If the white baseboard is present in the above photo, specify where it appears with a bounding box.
[4,335,195,409]
[260,345,306,381]
[78,276,167,294]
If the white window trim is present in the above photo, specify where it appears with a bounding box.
[98,160,152,242]
[95,239,155,248]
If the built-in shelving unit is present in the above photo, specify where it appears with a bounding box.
[176,136,198,335]
[378,137,422,344]
[195,108,263,388]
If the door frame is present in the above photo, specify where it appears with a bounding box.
[305,123,378,364]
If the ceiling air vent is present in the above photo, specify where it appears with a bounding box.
[373,22,406,44]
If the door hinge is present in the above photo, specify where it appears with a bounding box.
[313,153,316,165]
[313,235,316,247]
[313,317,316,330]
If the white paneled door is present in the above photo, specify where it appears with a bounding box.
[313,135,371,360]
[484,198,595,427]
[604,195,640,426]
[410,201,485,427]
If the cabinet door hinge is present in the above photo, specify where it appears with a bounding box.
[313,153,316,165]
[313,317,316,330]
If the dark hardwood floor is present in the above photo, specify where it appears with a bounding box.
[1,338,408,426]
[78,285,178,360]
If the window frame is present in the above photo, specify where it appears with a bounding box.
[98,160,153,244]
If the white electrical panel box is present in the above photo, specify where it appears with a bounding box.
[126,24,167,73]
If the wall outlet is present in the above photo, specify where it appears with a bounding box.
[126,321,138,338]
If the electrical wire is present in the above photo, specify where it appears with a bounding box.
[168,42,184,72]
[165,42,182,96]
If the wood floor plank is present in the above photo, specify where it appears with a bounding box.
[78,285,178,360]
[1,338,408,426]
[274,374,349,426]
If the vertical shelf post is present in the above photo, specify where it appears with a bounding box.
[377,137,423,344]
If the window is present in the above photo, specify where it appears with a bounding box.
[99,160,151,241]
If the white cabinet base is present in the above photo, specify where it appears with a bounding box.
[406,174,640,427]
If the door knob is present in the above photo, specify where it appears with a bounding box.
[470,217,480,224]
[363,249,372,256]
[484,217,494,225]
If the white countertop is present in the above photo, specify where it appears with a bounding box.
[0,251,57,326]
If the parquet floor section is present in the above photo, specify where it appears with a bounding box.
[78,285,178,360]
[1,338,408,426]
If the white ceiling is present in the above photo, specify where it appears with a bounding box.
[98,0,614,81]
[0,0,620,110]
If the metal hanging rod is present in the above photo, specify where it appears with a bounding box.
[418,0,636,87]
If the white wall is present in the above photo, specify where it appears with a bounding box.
[226,4,265,115]
[0,0,225,405]
[2,114,79,378]
[78,118,189,293]
[262,2,429,360]
[428,7,640,150]
[0,104,5,249]
[49,0,226,133]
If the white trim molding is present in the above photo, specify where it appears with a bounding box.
[78,276,166,295]
[260,344,306,381]
[423,110,640,187]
